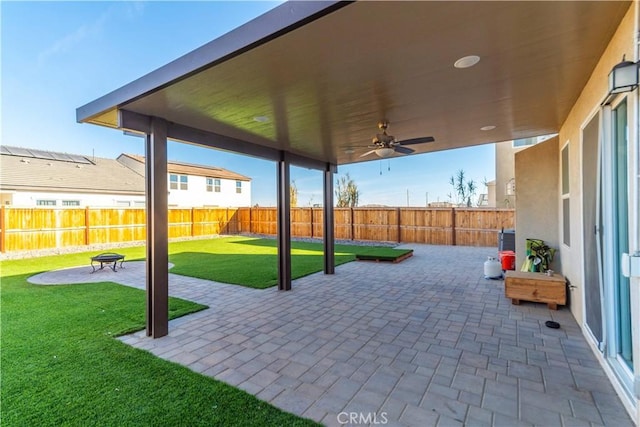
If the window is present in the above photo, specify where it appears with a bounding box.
[133,201,146,207]
[62,200,80,206]
[236,180,242,194]
[36,200,56,206]
[513,137,537,147]
[206,178,221,192]
[170,174,188,190]
[561,143,570,246]
[116,200,131,207]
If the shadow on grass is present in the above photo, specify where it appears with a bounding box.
[168,251,354,289]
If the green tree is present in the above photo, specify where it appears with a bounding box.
[335,173,360,207]
[290,180,298,207]
[449,169,477,207]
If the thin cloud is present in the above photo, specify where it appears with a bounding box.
[37,2,144,67]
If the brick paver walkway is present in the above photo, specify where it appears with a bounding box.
[30,244,634,426]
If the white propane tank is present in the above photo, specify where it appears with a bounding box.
[484,256,502,279]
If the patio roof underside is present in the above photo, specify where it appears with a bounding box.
[77,0,629,167]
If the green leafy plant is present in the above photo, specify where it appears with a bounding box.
[521,238,556,272]
[449,169,477,207]
[335,173,360,207]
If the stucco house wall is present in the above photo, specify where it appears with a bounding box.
[167,175,251,207]
[495,141,519,208]
[9,191,145,207]
[557,0,635,326]
[515,3,639,421]
[117,154,252,208]
[514,137,560,273]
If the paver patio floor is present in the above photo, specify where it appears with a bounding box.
[30,244,634,426]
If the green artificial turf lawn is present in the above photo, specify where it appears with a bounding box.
[168,236,413,288]
[0,254,319,426]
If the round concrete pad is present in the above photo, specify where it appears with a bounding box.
[28,262,173,285]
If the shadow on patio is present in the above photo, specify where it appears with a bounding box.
[119,244,633,426]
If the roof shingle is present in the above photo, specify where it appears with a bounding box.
[1,147,145,194]
[120,153,251,181]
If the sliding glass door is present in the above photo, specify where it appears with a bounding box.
[612,99,633,369]
[601,96,635,397]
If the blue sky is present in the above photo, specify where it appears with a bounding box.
[1,1,495,207]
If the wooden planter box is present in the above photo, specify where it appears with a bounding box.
[504,271,566,310]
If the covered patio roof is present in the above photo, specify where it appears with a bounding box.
[77,1,629,165]
[76,0,630,338]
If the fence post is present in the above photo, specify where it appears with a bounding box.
[310,207,314,238]
[191,208,195,237]
[249,207,253,234]
[451,207,457,246]
[0,206,6,253]
[85,206,90,246]
[397,207,401,243]
[350,207,355,240]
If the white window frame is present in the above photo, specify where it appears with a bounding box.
[179,175,188,190]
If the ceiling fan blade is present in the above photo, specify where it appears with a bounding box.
[359,149,378,158]
[394,146,415,155]
[397,136,435,146]
[343,145,375,148]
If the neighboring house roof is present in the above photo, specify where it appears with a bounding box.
[119,153,251,181]
[0,146,145,195]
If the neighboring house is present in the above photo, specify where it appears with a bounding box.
[0,145,145,207]
[476,192,490,207]
[0,146,252,208]
[117,154,251,208]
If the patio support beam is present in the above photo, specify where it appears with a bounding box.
[145,117,169,338]
[277,152,292,291]
[323,163,336,274]
[119,110,331,171]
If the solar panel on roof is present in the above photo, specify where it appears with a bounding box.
[30,149,56,160]
[68,154,93,164]
[0,145,94,164]
[6,147,32,157]
[51,152,72,162]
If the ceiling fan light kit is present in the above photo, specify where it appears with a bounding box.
[375,147,395,158]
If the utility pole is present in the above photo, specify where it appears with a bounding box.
[406,189,409,207]
[426,192,429,207]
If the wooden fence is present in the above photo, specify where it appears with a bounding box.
[0,206,514,253]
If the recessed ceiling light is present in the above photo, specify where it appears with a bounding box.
[454,55,481,69]
[480,125,496,131]
[253,116,270,123]
[344,148,355,154]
